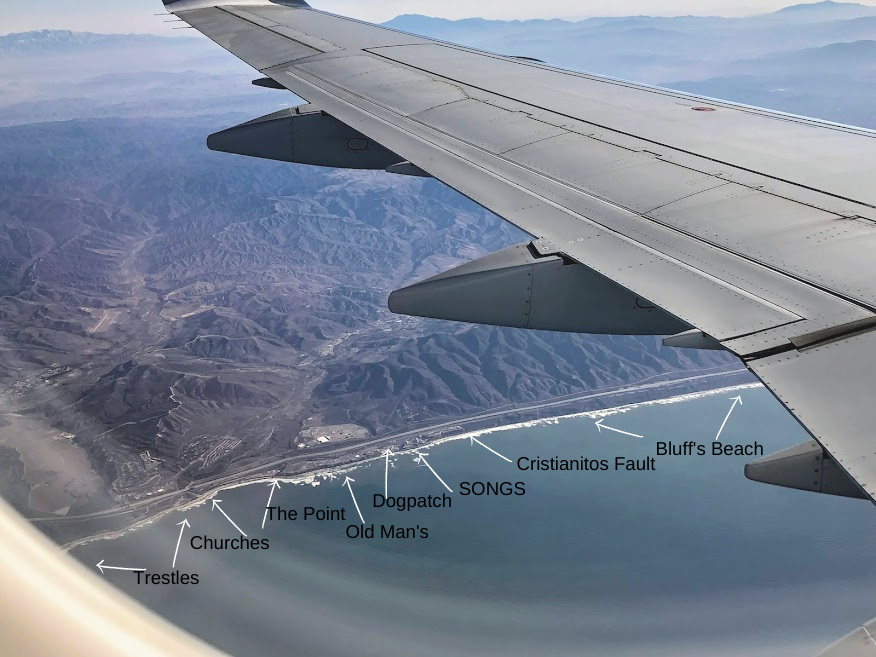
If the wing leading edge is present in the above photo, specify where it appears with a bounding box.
[162,1,876,504]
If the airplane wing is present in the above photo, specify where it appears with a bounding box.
[162,0,876,509]
[817,618,876,657]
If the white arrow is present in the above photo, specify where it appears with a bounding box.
[415,452,453,493]
[96,560,145,575]
[172,518,190,568]
[595,418,643,438]
[262,481,281,529]
[384,450,393,497]
[212,499,247,536]
[470,436,512,463]
[343,477,365,524]
[714,396,743,441]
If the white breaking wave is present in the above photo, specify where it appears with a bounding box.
[417,381,763,451]
[64,381,762,551]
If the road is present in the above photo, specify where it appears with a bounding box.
[33,366,749,529]
[88,310,123,334]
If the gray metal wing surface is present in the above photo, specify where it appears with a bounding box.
[162,0,876,506]
[816,617,876,657]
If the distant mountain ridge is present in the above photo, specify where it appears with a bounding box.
[6,1,876,56]
[0,115,737,530]
[385,1,876,33]
[732,38,876,71]
[0,29,198,54]
[774,0,876,16]
[779,0,866,8]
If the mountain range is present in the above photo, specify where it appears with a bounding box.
[0,115,736,537]
[0,29,201,54]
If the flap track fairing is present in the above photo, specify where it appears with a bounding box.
[745,440,867,499]
[389,243,690,335]
[207,106,404,170]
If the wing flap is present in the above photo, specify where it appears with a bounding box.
[411,99,568,155]
[504,134,730,214]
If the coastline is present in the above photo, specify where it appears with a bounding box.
[62,380,763,553]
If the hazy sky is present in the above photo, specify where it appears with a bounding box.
[4,0,876,34]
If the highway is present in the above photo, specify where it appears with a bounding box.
[34,366,749,536]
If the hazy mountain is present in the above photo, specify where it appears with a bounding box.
[4,2,876,127]
[0,30,201,54]
[726,39,876,75]
[667,40,876,128]
[0,28,247,126]
[383,6,876,128]
[384,3,876,84]
[767,0,876,21]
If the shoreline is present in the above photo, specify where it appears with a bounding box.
[62,380,763,553]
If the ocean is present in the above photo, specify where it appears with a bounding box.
[71,385,876,657]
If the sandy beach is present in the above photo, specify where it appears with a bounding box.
[61,380,762,552]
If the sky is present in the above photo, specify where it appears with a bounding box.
[4,0,876,34]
